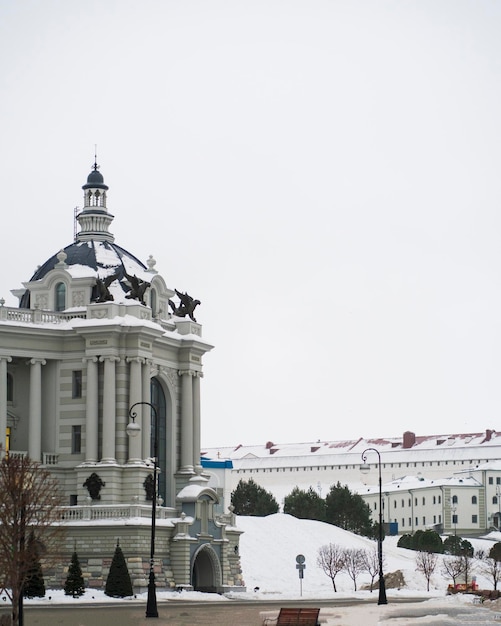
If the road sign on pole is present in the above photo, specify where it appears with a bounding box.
[296,554,306,596]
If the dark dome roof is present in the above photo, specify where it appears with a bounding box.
[19,240,148,308]
[82,166,109,191]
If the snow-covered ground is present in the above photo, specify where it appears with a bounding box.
[10,514,501,625]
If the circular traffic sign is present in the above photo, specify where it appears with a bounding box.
[296,554,305,564]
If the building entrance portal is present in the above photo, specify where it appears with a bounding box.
[192,545,221,593]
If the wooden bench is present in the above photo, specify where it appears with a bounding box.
[263,607,320,626]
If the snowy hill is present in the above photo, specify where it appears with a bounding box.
[236,514,501,599]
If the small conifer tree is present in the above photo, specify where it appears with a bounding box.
[64,551,85,597]
[105,542,133,598]
[23,532,45,598]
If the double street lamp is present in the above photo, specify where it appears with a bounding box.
[360,447,388,605]
[127,401,159,619]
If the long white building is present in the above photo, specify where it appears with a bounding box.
[203,429,501,535]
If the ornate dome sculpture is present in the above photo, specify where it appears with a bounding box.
[17,162,159,310]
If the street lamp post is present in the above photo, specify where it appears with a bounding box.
[128,401,159,619]
[360,448,388,605]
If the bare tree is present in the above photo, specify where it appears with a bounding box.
[441,555,466,588]
[361,547,380,592]
[343,548,365,592]
[317,543,345,592]
[461,552,475,587]
[0,455,64,626]
[415,551,438,592]
[481,557,501,591]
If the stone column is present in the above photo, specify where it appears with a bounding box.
[84,357,99,463]
[28,358,46,462]
[179,370,194,471]
[0,356,12,458]
[100,356,119,463]
[127,357,144,463]
[192,372,202,471]
[141,360,151,460]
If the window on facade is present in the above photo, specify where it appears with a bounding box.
[408,498,411,506]
[402,518,405,527]
[72,425,82,454]
[7,373,13,402]
[472,495,477,505]
[433,515,436,523]
[433,496,436,504]
[55,282,66,311]
[439,515,441,523]
[401,499,404,507]
[494,496,498,505]
[415,498,418,506]
[393,500,397,508]
[438,495,441,504]
[497,477,501,485]
[422,497,426,505]
[452,495,458,504]
[489,477,494,485]
[422,517,426,525]
[70,495,78,506]
[472,514,478,524]
[408,517,411,527]
[150,288,157,316]
[452,514,458,524]
[415,517,418,526]
[72,370,83,398]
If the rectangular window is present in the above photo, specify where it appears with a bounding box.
[452,514,458,525]
[472,514,478,524]
[72,425,82,454]
[70,495,78,506]
[489,477,494,485]
[497,477,501,485]
[72,370,83,398]
[422,516,426,525]
[409,518,411,527]
[402,518,405,527]
[415,517,418,526]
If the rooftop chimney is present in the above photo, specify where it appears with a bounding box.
[403,431,416,449]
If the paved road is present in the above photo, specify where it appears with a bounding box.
[2,597,498,626]
[0,599,371,626]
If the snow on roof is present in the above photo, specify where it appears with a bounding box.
[202,430,499,466]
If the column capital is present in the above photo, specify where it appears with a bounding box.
[126,356,146,365]
[82,356,99,365]
[99,355,121,364]
[0,356,12,364]
[178,369,197,377]
[28,358,47,366]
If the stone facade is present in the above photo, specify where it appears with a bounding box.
[0,162,244,593]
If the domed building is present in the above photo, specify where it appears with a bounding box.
[0,161,243,593]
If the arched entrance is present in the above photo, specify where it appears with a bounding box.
[191,545,222,593]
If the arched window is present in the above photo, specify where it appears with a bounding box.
[7,373,13,402]
[55,282,66,311]
[151,378,167,504]
[150,289,157,317]
[452,495,458,504]
[493,496,498,505]
[472,495,477,505]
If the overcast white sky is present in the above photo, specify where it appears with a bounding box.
[1,1,501,448]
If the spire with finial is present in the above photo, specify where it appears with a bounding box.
[76,152,114,243]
